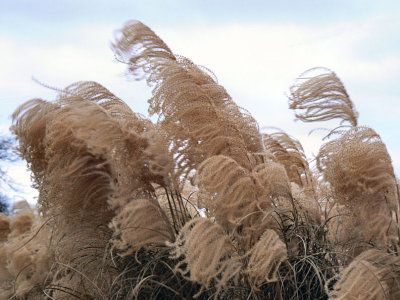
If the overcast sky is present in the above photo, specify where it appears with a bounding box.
[1,0,399,205]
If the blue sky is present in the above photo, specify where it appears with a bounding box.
[1,0,400,204]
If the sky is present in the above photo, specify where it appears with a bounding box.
[1,0,400,205]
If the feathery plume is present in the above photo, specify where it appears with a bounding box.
[168,218,241,298]
[262,131,312,188]
[195,155,291,247]
[289,67,358,126]
[317,126,397,209]
[327,249,400,300]
[112,20,263,183]
[246,229,287,286]
[110,197,174,256]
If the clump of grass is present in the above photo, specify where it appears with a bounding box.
[2,20,399,299]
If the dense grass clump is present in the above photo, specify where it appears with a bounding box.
[1,20,399,299]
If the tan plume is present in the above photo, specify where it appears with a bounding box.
[246,229,287,286]
[327,249,400,300]
[317,126,397,209]
[11,99,59,189]
[262,131,312,188]
[289,67,358,126]
[110,197,174,256]
[112,20,263,183]
[10,84,155,297]
[168,218,241,298]
[195,154,291,248]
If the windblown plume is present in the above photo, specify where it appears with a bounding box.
[10,82,166,297]
[290,182,321,226]
[246,229,287,286]
[328,203,398,256]
[11,99,59,189]
[317,126,397,210]
[62,81,147,130]
[329,260,388,299]
[327,249,400,300]
[195,155,259,223]
[112,20,263,182]
[50,99,156,207]
[318,127,398,250]
[168,218,241,298]
[328,201,397,255]
[262,131,312,188]
[110,197,174,256]
[289,67,358,126]
[195,154,291,246]
[12,81,170,211]
[60,82,171,192]
[261,132,322,227]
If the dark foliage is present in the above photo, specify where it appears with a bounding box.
[0,135,19,214]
